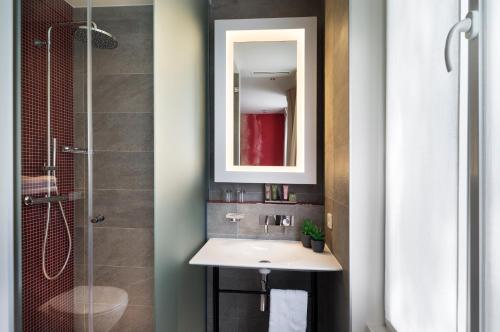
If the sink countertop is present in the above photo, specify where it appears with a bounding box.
[189,238,343,272]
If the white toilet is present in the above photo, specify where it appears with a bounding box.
[39,285,128,332]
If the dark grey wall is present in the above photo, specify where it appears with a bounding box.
[321,0,349,331]
[73,6,154,331]
[208,0,325,204]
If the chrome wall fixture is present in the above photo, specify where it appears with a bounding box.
[33,21,118,281]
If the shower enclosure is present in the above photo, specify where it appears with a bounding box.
[19,1,154,331]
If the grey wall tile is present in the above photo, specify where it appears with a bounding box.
[110,305,154,332]
[74,6,153,22]
[93,152,153,190]
[93,74,153,113]
[94,113,153,152]
[94,190,153,228]
[75,113,153,152]
[96,15,153,36]
[74,226,87,265]
[74,190,153,228]
[207,202,324,241]
[206,203,238,237]
[93,227,153,267]
[94,265,153,306]
[93,33,153,75]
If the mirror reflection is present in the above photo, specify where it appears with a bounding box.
[233,41,297,167]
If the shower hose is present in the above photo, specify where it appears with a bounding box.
[42,138,72,281]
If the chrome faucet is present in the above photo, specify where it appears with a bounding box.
[260,215,295,233]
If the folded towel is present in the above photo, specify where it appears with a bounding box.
[22,176,57,195]
[269,289,308,332]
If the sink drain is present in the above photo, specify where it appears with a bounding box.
[259,260,271,263]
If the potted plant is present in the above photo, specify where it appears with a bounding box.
[300,219,314,248]
[310,225,325,253]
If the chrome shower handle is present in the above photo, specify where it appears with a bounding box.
[445,11,479,72]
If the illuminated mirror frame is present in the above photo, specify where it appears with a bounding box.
[214,17,317,184]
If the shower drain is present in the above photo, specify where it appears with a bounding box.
[258,260,271,263]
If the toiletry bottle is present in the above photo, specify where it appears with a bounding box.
[271,185,279,201]
[265,184,271,201]
[238,189,245,203]
[224,189,232,203]
[283,185,289,201]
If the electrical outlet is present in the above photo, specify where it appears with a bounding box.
[327,212,333,230]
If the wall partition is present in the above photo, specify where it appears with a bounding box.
[154,0,207,331]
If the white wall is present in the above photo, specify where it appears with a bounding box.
[0,1,15,332]
[240,76,292,114]
[349,0,386,331]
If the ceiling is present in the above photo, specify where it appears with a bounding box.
[64,0,153,7]
[234,41,297,78]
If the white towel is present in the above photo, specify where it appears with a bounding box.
[269,289,308,332]
[22,176,57,195]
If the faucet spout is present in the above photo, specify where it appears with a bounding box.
[264,215,270,233]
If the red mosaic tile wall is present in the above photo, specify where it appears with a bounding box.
[22,1,75,331]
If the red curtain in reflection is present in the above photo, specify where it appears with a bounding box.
[240,113,285,166]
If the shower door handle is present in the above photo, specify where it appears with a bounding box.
[445,10,479,72]
[90,215,105,224]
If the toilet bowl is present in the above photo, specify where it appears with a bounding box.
[39,285,128,332]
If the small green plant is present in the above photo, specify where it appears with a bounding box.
[301,219,315,235]
[310,225,325,241]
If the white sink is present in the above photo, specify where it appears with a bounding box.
[189,238,342,272]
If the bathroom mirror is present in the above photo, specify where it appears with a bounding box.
[214,17,317,184]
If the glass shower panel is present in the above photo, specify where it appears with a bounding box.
[19,1,90,331]
[386,1,465,331]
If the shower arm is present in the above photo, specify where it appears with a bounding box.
[46,21,97,50]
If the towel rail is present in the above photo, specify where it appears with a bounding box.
[212,267,318,331]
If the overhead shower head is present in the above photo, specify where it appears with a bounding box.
[73,25,118,50]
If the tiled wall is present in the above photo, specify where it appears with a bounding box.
[73,6,154,332]
[21,1,74,331]
[208,0,325,205]
[321,0,350,331]
[207,202,324,331]
[207,202,324,240]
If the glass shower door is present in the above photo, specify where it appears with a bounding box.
[85,3,155,332]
